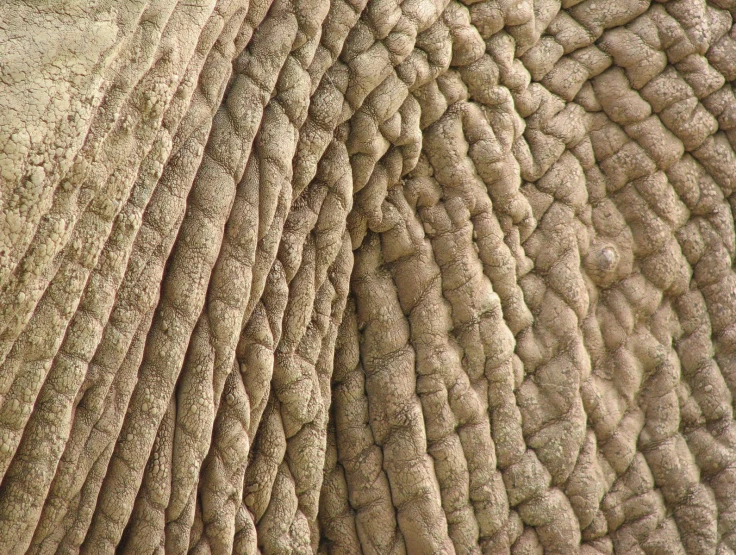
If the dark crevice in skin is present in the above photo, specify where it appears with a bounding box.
[4,0,736,553]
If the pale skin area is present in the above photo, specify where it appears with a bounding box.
[2,0,736,553]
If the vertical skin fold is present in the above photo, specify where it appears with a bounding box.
[4,0,736,553]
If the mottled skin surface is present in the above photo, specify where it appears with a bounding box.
[3,0,736,553]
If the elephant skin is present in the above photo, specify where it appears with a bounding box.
[2,0,736,553]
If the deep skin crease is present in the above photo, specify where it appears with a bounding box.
[3,0,736,553]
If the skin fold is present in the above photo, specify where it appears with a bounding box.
[2,0,736,553]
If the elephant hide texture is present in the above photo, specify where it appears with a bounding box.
[2,0,736,554]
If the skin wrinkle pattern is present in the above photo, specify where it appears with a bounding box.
[6,0,736,554]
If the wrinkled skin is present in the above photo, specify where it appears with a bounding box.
[3,0,736,553]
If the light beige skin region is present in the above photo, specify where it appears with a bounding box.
[2,0,736,553]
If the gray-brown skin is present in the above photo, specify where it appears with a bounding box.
[3,0,736,554]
